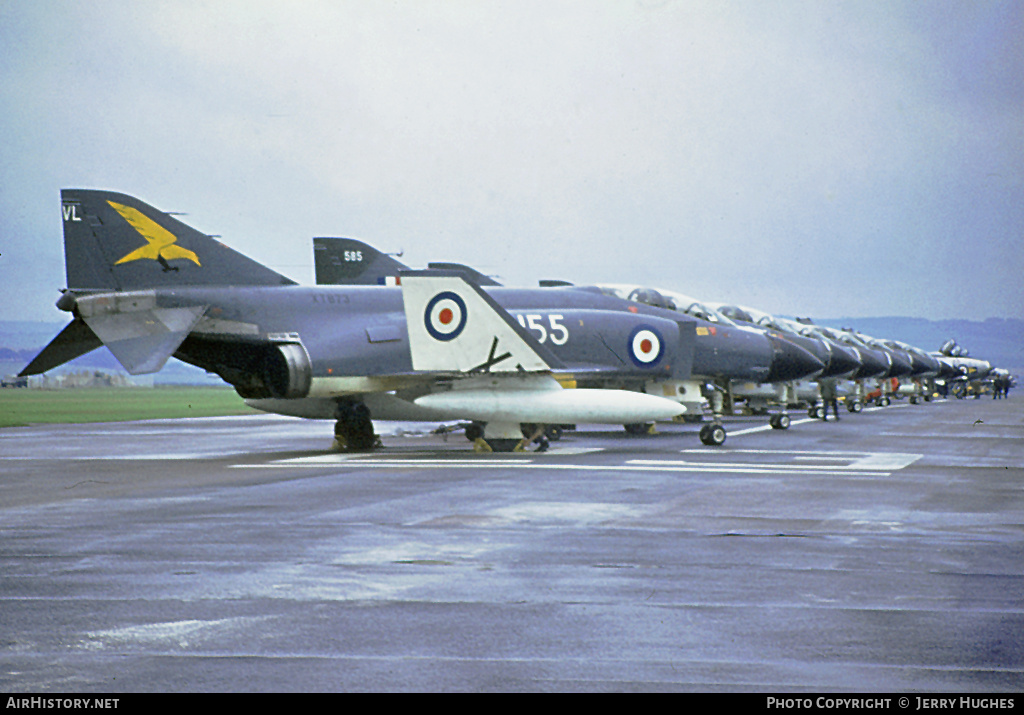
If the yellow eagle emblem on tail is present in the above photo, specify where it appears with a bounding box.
[109,201,201,271]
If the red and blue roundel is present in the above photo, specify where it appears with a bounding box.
[424,291,468,341]
[628,325,665,367]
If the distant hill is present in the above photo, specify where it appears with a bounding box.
[0,321,69,351]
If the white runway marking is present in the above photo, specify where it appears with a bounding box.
[726,403,910,436]
[680,449,922,472]
[237,448,921,478]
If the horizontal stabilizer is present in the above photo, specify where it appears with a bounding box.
[19,318,103,376]
[75,293,207,374]
[401,271,561,373]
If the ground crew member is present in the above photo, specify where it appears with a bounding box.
[819,377,840,421]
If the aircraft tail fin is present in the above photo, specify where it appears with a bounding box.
[312,238,504,288]
[313,237,409,285]
[426,262,501,286]
[61,189,296,292]
[400,270,561,374]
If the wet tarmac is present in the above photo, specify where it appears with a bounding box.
[1,396,1022,692]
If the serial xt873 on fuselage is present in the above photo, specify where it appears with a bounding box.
[22,190,822,451]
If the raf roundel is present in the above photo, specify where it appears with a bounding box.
[628,325,665,367]
[424,291,468,341]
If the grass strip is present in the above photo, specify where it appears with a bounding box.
[0,387,258,428]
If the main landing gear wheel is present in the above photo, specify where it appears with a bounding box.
[333,400,378,452]
[476,438,524,453]
[519,424,551,453]
[469,422,550,452]
[465,422,485,441]
[770,413,791,430]
[624,422,655,436]
[699,423,726,446]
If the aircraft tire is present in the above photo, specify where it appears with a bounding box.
[624,422,653,436]
[485,438,523,453]
[699,424,726,446]
[771,414,791,430]
[334,401,377,452]
[545,425,564,441]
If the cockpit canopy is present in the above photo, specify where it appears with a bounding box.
[596,284,737,325]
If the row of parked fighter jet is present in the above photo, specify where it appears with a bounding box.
[21,189,1014,452]
[310,236,1012,446]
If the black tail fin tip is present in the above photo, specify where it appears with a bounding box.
[313,237,410,285]
[61,189,296,292]
[426,262,502,286]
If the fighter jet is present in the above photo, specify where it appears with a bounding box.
[863,337,944,403]
[688,302,864,418]
[932,339,994,398]
[592,286,854,428]
[311,240,825,444]
[22,190,822,451]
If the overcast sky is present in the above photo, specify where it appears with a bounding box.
[2,0,1022,324]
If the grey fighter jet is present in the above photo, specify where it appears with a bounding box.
[931,339,994,398]
[24,191,825,451]
[593,286,847,428]
[312,240,825,443]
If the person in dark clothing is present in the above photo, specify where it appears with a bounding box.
[819,378,840,421]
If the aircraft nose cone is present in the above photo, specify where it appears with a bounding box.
[853,347,888,378]
[887,350,913,377]
[823,343,861,377]
[937,358,961,379]
[907,351,939,377]
[764,334,825,382]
